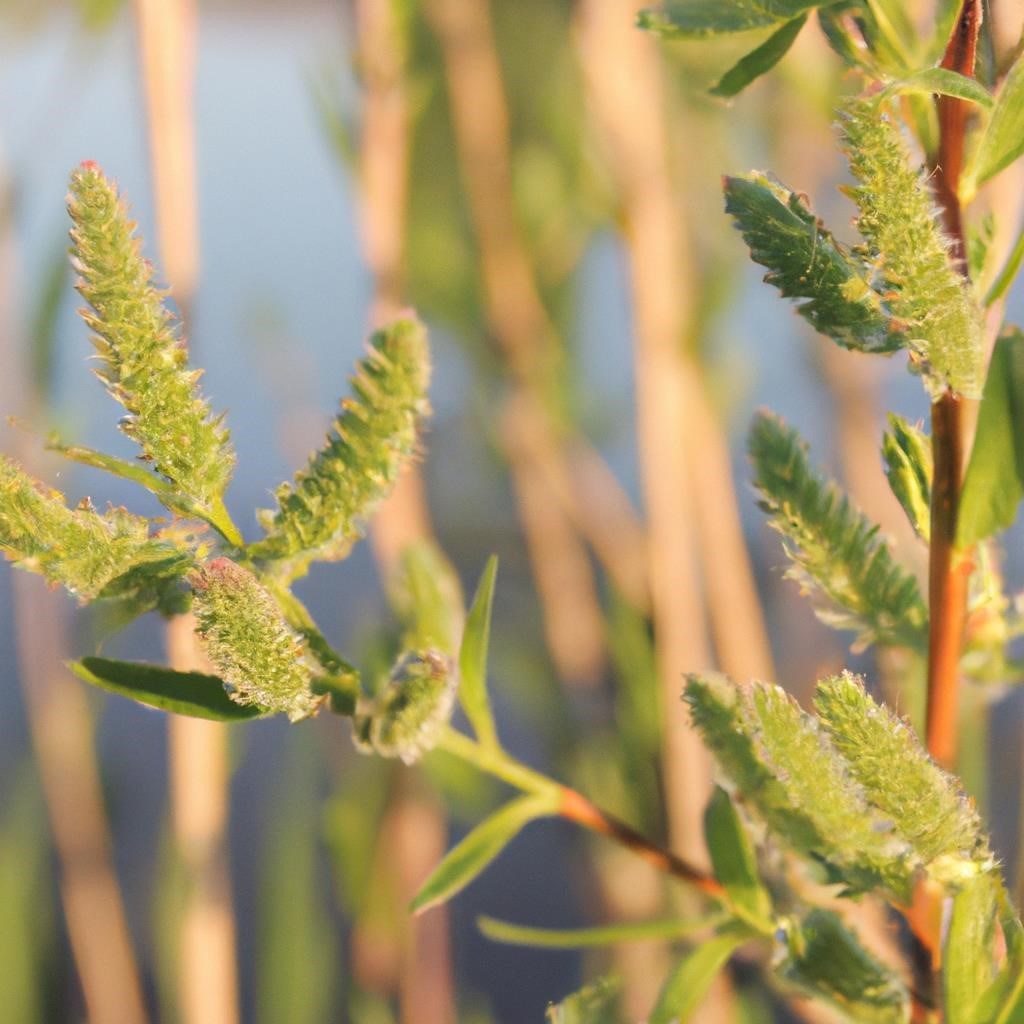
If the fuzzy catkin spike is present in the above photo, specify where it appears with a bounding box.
[250,317,430,580]
[67,163,235,515]
[0,453,190,602]
[840,100,985,398]
[684,674,917,902]
[814,673,991,882]
[749,410,927,652]
[353,649,457,764]
[190,557,321,721]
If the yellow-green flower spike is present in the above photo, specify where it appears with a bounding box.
[0,453,190,604]
[67,162,236,519]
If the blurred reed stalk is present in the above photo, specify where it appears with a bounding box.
[424,0,654,689]
[0,147,149,1024]
[133,2,241,1021]
[353,2,456,1020]
[575,0,773,868]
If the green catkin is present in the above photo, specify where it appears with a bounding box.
[190,557,321,721]
[250,317,431,580]
[67,162,235,515]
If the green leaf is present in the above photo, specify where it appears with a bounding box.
[723,173,901,353]
[478,914,720,949]
[390,541,464,655]
[190,558,322,721]
[781,908,908,1022]
[962,50,1024,201]
[546,977,620,1024]
[648,926,750,1024]
[882,415,932,541]
[684,674,916,902]
[69,656,265,721]
[958,330,1024,546]
[458,556,499,748]
[945,874,999,1024]
[710,15,807,97]
[638,0,830,38]
[814,673,990,882]
[249,317,431,581]
[67,163,236,519]
[0,454,193,604]
[878,68,993,109]
[410,793,557,913]
[46,437,180,507]
[749,412,927,651]
[840,99,985,398]
[704,786,773,930]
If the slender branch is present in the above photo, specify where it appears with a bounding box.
[924,0,983,773]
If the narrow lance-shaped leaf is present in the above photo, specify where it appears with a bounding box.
[749,411,927,651]
[250,318,429,580]
[0,454,192,604]
[704,786,772,929]
[67,163,236,522]
[69,656,265,721]
[781,909,909,1023]
[190,557,322,721]
[411,792,558,913]
[684,674,916,902]
[958,329,1024,546]
[814,673,990,883]
[877,68,993,109]
[723,173,901,353]
[638,0,832,37]
[882,414,932,542]
[648,925,750,1024]
[478,914,721,949]
[840,99,985,398]
[710,15,807,98]
[459,555,499,748]
[961,50,1024,201]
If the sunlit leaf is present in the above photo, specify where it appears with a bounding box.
[704,786,772,929]
[648,926,750,1024]
[478,914,720,949]
[710,15,807,98]
[962,51,1024,201]
[958,330,1024,546]
[411,792,557,913]
[458,556,500,748]
[638,0,833,38]
[878,68,993,109]
[69,656,265,721]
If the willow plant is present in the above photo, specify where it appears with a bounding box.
[5,0,1024,1018]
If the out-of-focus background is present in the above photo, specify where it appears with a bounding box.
[1,2,1023,1022]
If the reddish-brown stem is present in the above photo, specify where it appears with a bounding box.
[924,0,982,772]
[558,786,725,899]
